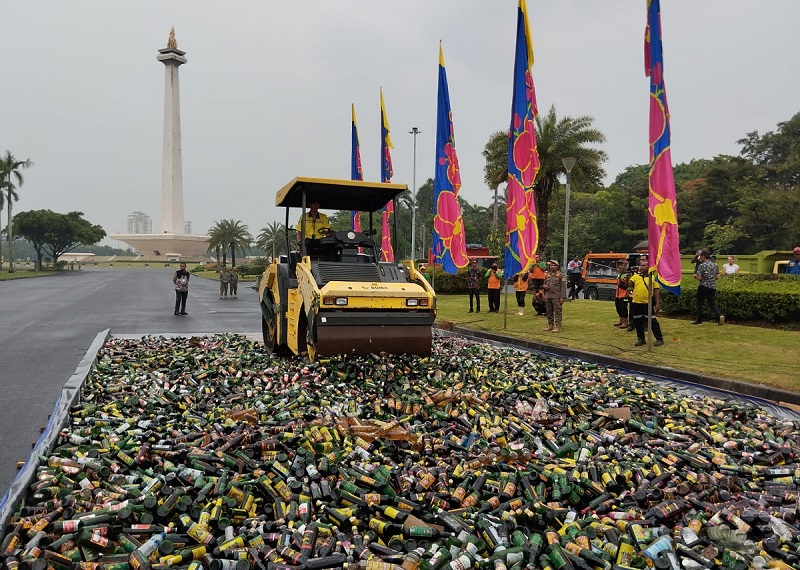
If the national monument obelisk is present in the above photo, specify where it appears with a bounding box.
[112,29,209,257]
[158,27,186,235]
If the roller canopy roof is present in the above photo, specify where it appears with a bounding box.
[275,177,408,212]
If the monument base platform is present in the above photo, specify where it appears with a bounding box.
[111,233,209,258]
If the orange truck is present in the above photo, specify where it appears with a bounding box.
[581,252,643,300]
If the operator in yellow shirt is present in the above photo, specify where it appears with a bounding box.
[296,200,331,253]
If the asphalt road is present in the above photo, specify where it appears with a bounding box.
[0,267,263,493]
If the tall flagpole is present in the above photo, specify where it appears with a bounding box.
[505,0,541,328]
[409,127,420,261]
[647,272,653,351]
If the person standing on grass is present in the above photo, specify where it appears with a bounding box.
[466,259,482,313]
[512,269,528,316]
[567,255,583,300]
[486,262,503,313]
[628,260,665,346]
[692,248,724,325]
[542,260,566,332]
[172,262,190,316]
[613,259,630,329]
[527,254,547,308]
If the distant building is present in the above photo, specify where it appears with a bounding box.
[127,211,153,234]
[184,221,192,234]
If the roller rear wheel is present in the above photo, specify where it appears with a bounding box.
[262,307,288,355]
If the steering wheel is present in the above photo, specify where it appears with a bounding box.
[317,227,334,238]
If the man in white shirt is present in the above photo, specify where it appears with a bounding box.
[567,255,583,300]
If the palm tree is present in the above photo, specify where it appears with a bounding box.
[208,221,229,267]
[256,221,287,261]
[0,151,33,272]
[225,220,252,267]
[256,221,283,260]
[209,219,252,267]
[482,106,607,251]
[482,132,508,228]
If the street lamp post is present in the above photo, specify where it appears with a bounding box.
[561,157,576,271]
[409,127,420,261]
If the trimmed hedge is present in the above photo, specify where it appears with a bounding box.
[425,267,499,295]
[660,274,800,323]
[236,263,268,277]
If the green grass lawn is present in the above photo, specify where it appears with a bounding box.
[435,294,800,393]
[0,268,54,280]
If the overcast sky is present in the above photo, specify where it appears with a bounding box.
[2,1,798,245]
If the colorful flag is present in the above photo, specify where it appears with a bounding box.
[504,0,541,278]
[433,43,469,274]
[350,104,363,233]
[380,87,395,262]
[645,0,681,296]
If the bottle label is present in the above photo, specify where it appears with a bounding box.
[642,537,672,562]
[617,540,635,566]
[450,554,472,570]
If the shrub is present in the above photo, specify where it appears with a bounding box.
[236,262,268,277]
[660,274,800,323]
[425,267,489,294]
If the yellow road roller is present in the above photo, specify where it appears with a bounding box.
[258,177,436,360]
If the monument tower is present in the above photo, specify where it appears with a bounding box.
[112,29,208,258]
[158,28,186,234]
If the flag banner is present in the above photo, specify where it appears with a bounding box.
[350,104,363,233]
[380,88,395,262]
[504,0,541,278]
[433,43,469,274]
[646,0,681,296]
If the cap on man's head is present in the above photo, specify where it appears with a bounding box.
[549,260,560,267]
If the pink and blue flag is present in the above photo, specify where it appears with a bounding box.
[645,0,681,296]
[505,0,540,278]
[433,43,469,274]
[380,87,394,262]
[350,104,363,233]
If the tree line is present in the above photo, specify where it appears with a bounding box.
[335,108,800,262]
[479,108,800,260]
[6,109,799,267]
